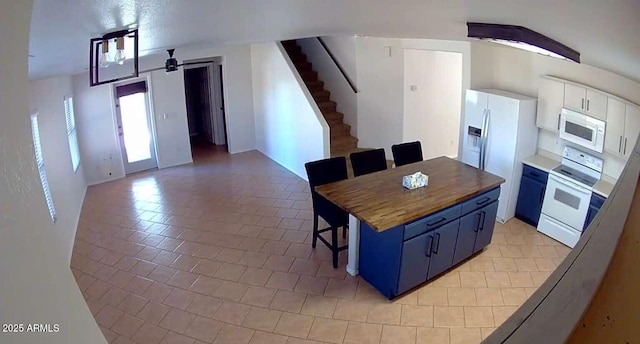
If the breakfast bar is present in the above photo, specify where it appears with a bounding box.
[316,156,505,298]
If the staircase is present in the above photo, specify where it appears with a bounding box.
[282,40,358,154]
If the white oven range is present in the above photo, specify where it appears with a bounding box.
[537,146,603,248]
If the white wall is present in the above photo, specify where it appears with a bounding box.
[0,1,106,343]
[29,76,88,263]
[72,44,255,185]
[251,42,329,180]
[403,49,463,159]
[298,37,358,136]
[356,37,471,158]
[470,41,640,179]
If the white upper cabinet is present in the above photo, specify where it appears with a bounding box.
[586,89,608,119]
[536,78,565,132]
[604,98,625,156]
[563,83,607,120]
[623,105,640,158]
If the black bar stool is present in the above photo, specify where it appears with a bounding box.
[391,141,423,167]
[350,148,388,177]
[304,157,349,268]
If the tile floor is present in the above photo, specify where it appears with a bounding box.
[71,147,570,344]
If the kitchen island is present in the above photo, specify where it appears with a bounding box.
[316,156,505,299]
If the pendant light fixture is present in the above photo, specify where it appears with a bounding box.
[89,28,139,86]
[467,23,580,63]
[114,36,126,65]
[99,39,111,68]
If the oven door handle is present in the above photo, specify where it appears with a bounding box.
[549,174,591,195]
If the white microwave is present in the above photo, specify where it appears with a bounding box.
[559,108,606,153]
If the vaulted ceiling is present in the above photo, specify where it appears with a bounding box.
[29,0,640,83]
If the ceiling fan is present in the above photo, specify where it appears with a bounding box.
[141,48,206,74]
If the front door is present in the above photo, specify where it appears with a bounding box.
[115,80,158,174]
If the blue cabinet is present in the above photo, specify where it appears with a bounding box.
[583,193,606,230]
[359,187,501,299]
[452,201,498,265]
[515,165,548,226]
[397,231,431,294]
[427,219,460,280]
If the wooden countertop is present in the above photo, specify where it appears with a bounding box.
[315,156,505,232]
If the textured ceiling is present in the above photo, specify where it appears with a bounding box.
[29,0,640,83]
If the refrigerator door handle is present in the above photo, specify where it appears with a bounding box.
[484,110,490,170]
[480,109,490,170]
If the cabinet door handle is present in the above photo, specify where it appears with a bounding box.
[624,138,628,155]
[479,211,486,231]
[619,136,623,153]
[425,235,433,257]
[476,197,490,206]
[557,114,561,130]
[474,213,481,232]
[587,99,590,111]
[427,217,446,227]
[581,98,585,109]
[433,233,441,254]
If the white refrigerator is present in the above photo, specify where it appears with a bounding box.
[460,89,538,223]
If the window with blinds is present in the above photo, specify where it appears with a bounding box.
[63,95,80,172]
[30,113,56,222]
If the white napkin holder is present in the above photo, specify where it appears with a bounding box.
[402,172,429,190]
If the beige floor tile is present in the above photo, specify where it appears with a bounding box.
[294,275,328,295]
[187,294,223,318]
[265,271,300,291]
[307,318,348,344]
[138,301,171,324]
[434,306,465,327]
[324,278,358,299]
[449,328,482,344]
[343,321,382,344]
[249,331,288,344]
[74,150,557,344]
[484,271,511,288]
[301,295,338,318]
[474,288,504,307]
[333,299,370,322]
[459,271,487,288]
[416,327,450,344]
[400,305,433,327]
[508,272,535,287]
[242,307,283,332]
[213,301,252,325]
[161,331,196,344]
[214,280,249,301]
[274,312,314,338]
[213,324,255,344]
[492,306,518,326]
[160,308,196,334]
[241,286,277,307]
[366,303,402,325]
[418,287,448,306]
[463,306,494,327]
[491,258,518,272]
[269,289,307,313]
[447,288,477,307]
[117,292,149,315]
[184,316,224,342]
[111,313,145,338]
[500,288,527,306]
[380,324,416,344]
[428,271,461,288]
[189,276,223,295]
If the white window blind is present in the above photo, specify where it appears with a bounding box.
[30,114,56,222]
[63,95,80,172]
